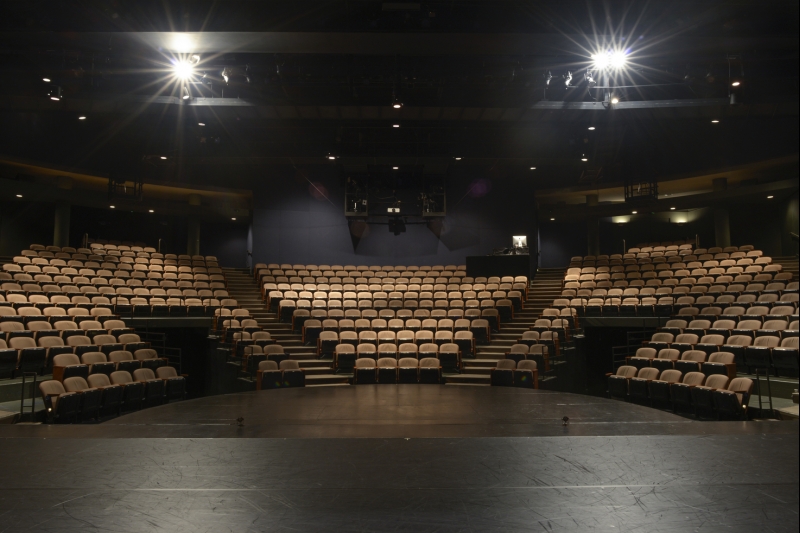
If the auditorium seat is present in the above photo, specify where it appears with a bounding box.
[62,376,103,421]
[648,369,682,404]
[607,365,637,398]
[133,368,165,407]
[354,358,377,384]
[744,336,780,374]
[490,359,515,386]
[629,367,660,400]
[86,373,124,416]
[280,360,305,387]
[9,337,46,374]
[669,371,707,413]
[713,377,754,419]
[418,357,441,384]
[398,357,419,383]
[334,344,356,373]
[691,374,730,417]
[772,337,799,376]
[628,347,656,370]
[377,357,398,383]
[39,380,80,423]
[134,348,166,371]
[51,353,89,382]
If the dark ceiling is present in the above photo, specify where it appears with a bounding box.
[0,0,797,193]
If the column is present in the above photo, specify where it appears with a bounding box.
[53,202,71,248]
[711,178,730,248]
[586,194,600,256]
[187,194,201,255]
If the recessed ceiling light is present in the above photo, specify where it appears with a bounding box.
[16,194,23,198]
[530,167,536,170]
[392,166,399,170]
[581,157,588,162]
[42,77,51,83]
[670,207,676,210]
[767,195,774,199]
[393,124,400,128]
[148,209,154,213]
[550,218,555,221]
[711,119,719,123]
[160,156,167,160]
[610,97,619,104]
[78,116,86,120]
[198,122,205,126]
[731,81,741,87]
[454,157,462,160]
[109,205,116,209]
[231,217,237,221]
[631,210,637,214]
[588,126,596,131]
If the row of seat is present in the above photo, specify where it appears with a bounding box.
[256,262,469,273]
[39,367,185,423]
[0,299,238,319]
[553,297,797,318]
[490,359,539,388]
[656,318,798,339]
[607,366,753,419]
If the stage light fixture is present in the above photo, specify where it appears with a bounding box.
[78,116,86,120]
[392,166,399,170]
[711,119,719,123]
[149,209,154,213]
[631,210,637,214]
[393,124,400,128]
[174,60,194,79]
[767,195,774,199]
[610,97,619,104]
[326,153,339,160]
[231,217,237,221]
[454,156,462,160]
[584,71,596,85]
[392,99,403,109]
[581,155,588,162]
[550,218,555,221]
[670,207,676,210]
[160,156,168,160]
[731,80,741,87]
[48,86,62,101]
[198,122,205,126]
[109,205,116,209]
[564,71,573,87]
[588,126,596,131]
[592,50,628,70]
[530,167,536,170]
[16,194,22,198]
[42,77,51,83]
[181,85,191,101]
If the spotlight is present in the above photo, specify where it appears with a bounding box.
[454,156,462,160]
[182,85,191,101]
[767,195,774,199]
[393,124,400,128]
[42,77,51,83]
[160,156,168,160]
[581,155,588,162]
[610,97,619,104]
[392,166,399,170]
[148,209,154,213]
[592,50,627,70]
[530,167,536,170]
[711,119,720,123]
[198,122,205,126]
[392,99,403,109]
[109,205,116,209]
[231,217,237,221]
[174,60,194,79]
[550,218,555,221]
[588,126,596,131]
[326,153,338,160]
[584,71,596,85]
[670,207,676,210]
[16,194,22,198]
[631,210,637,214]
[48,86,62,101]
[564,71,573,87]
[731,80,741,87]
[78,116,86,120]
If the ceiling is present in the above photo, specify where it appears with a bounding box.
[0,0,796,209]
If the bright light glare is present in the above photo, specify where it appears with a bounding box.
[631,211,637,214]
[731,81,741,87]
[16,194,22,198]
[611,97,619,104]
[174,61,194,79]
[670,207,676,210]
[42,77,50,83]
[78,116,86,120]
[592,50,628,70]
[530,167,536,170]
[588,126,596,131]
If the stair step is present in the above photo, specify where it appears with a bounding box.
[305,374,352,385]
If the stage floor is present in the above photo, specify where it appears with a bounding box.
[0,386,797,532]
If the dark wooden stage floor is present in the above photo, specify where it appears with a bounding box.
[0,386,797,532]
